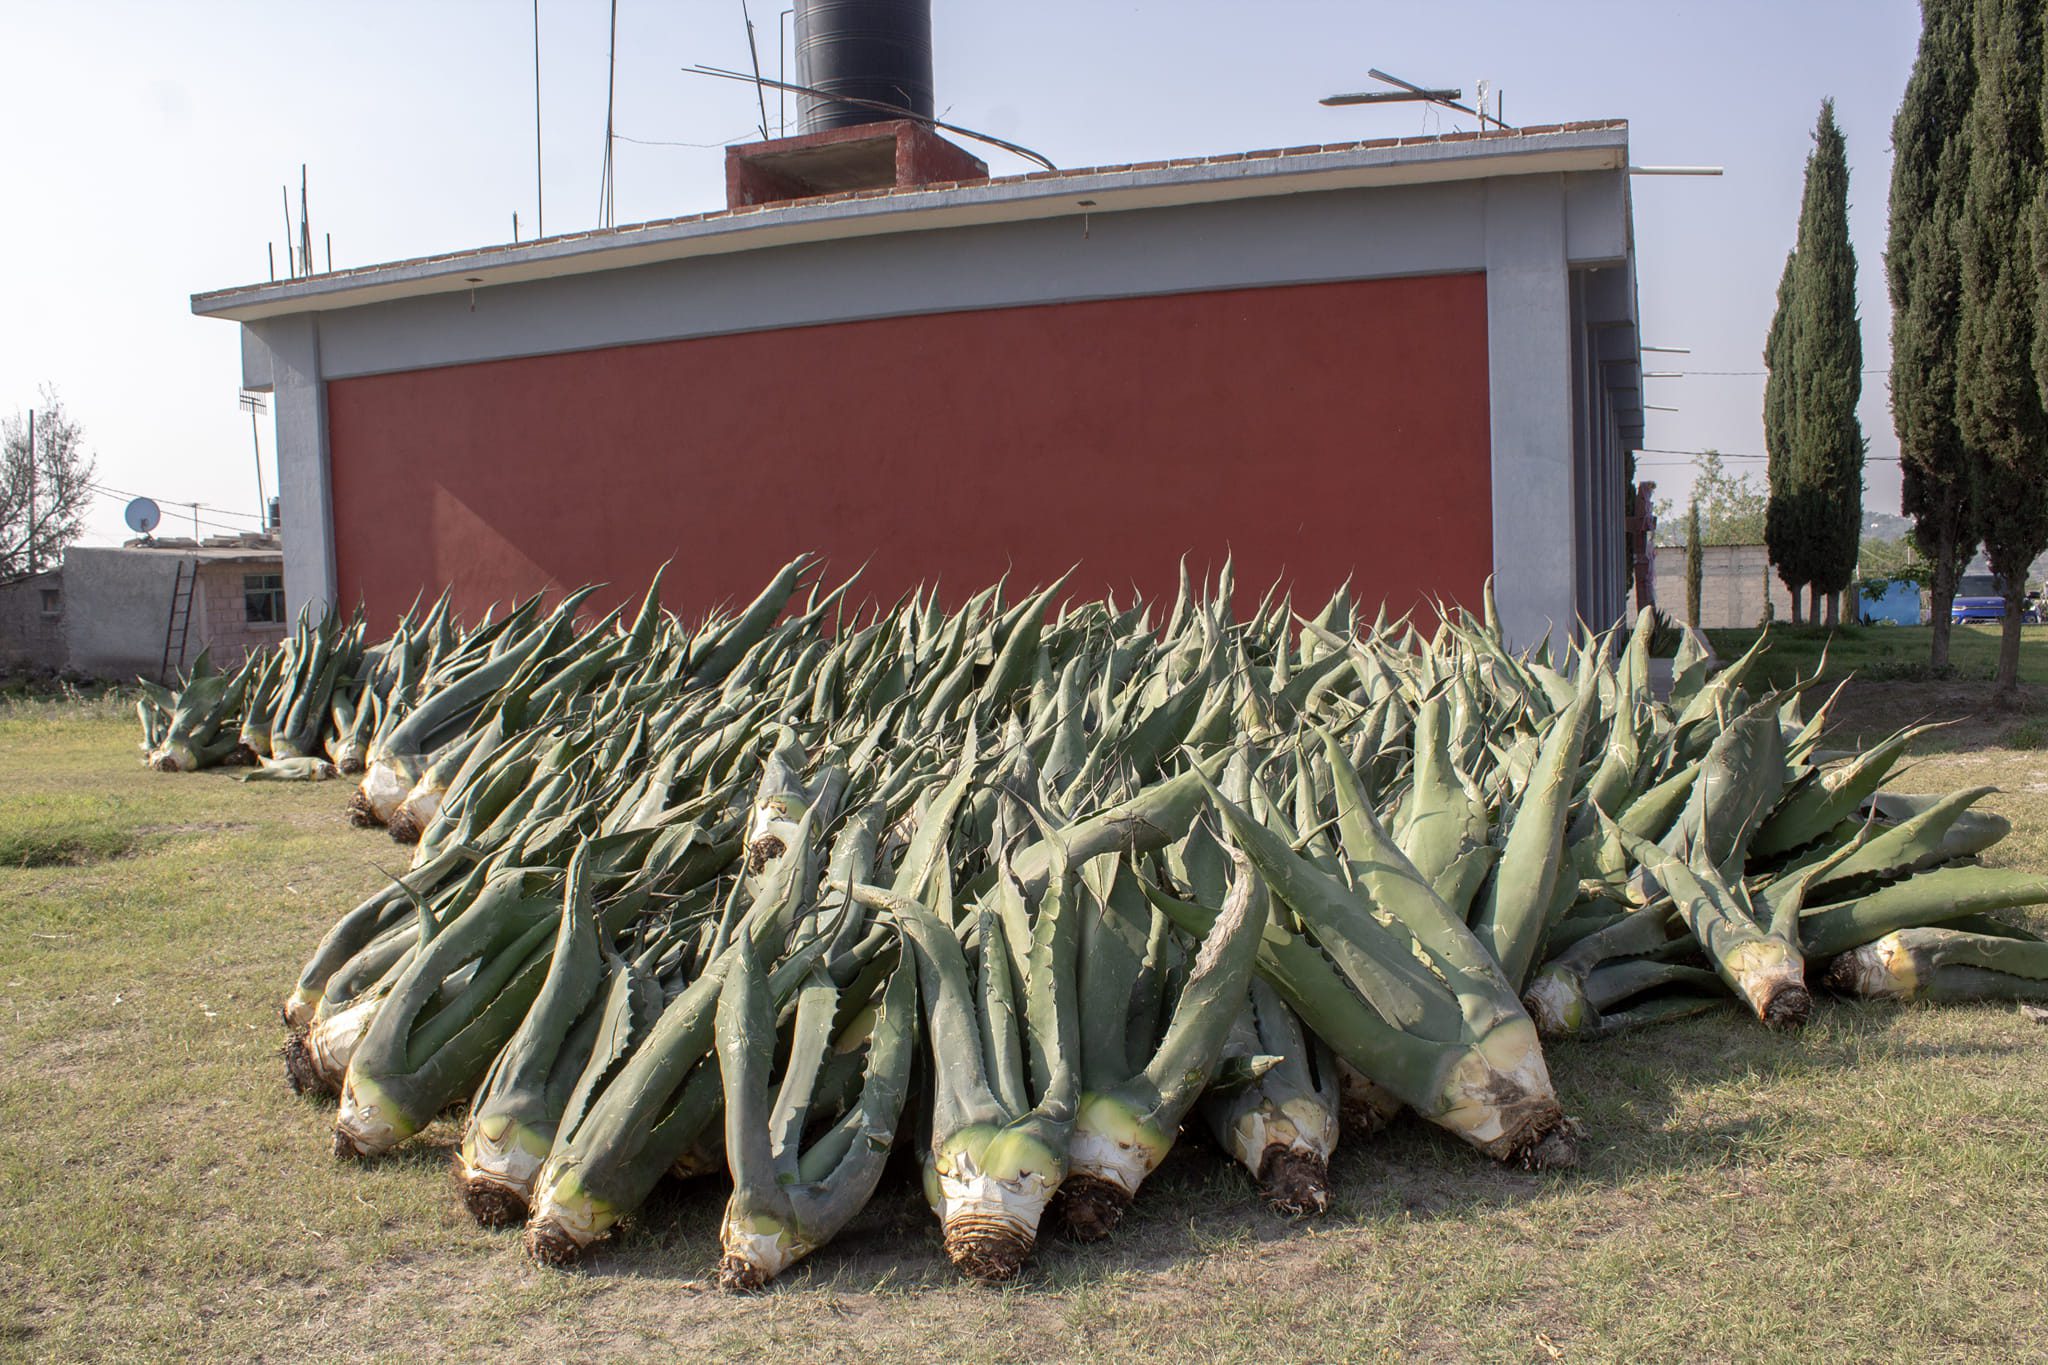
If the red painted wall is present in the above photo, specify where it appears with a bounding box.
[324,274,1492,629]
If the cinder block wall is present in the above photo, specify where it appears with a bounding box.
[1651,544,1798,628]
[194,561,288,665]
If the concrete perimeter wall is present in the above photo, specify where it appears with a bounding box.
[1651,543,1798,628]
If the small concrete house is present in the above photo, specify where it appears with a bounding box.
[0,537,288,681]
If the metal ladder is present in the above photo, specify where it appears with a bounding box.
[159,559,197,682]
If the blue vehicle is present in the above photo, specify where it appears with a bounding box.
[1951,573,2042,624]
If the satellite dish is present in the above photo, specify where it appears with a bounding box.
[125,497,161,537]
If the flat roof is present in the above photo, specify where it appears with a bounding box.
[193,120,1629,324]
[69,542,282,564]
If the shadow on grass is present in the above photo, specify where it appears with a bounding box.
[515,997,2031,1299]
[1816,682,2048,756]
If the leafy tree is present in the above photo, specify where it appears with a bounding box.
[1889,0,1979,668]
[1684,498,1704,626]
[1858,534,1930,584]
[1955,0,2048,703]
[1,388,97,585]
[1653,451,1768,546]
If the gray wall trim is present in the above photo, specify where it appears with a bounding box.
[240,327,275,394]
[194,126,1630,323]
[260,317,337,619]
[288,170,1630,389]
[303,180,1499,384]
[1484,175,1579,651]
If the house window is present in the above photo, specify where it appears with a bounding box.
[244,573,285,624]
[39,588,61,618]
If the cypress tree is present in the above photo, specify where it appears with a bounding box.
[1890,0,1979,670]
[1955,0,2048,703]
[1763,250,1807,621]
[1791,100,1868,627]
[1685,498,1704,626]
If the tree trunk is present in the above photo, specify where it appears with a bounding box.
[1928,517,1958,671]
[1990,593,2023,703]
[1823,586,1839,627]
[1785,578,1804,625]
[1996,577,2026,706]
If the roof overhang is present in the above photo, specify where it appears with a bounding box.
[193,123,1630,324]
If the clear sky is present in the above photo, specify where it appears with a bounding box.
[1,1,1923,547]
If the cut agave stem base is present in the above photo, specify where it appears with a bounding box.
[1048,1173,1132,1242]
[717,1212,810,1292]
[1434,1021,1580,1169]
[1823,940,1910,999]
[524,1164,619,1266]
[456,1118,553,1228]
[459,1172,532,1229]
[1222,1098,1338,1214]
[1733,956,1812,1029]
[280,1033,327,1097]
[1255,1145,1331,1216]
[943,1212,1040,1282]
[345,788,381,828]
[385,806,426,845]
[523,1220,588,1266]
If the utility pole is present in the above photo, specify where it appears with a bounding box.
[24,408,34,573]
[534,0,545,238]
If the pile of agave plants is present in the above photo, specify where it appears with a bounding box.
[136,556,2048,1287]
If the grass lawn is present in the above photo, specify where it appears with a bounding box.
[4,689,2048,1363]
[1704,623,2048,697]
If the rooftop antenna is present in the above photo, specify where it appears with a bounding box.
[598,0,619,228]
[280,186,296,276]
[779,7,793,136]
[684,65,1057,170]
[1321,68,1516,131]
[740,0,772,142]
[239,392,269,526]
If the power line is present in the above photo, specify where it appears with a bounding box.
[90,480,266,520]
[612,128,758,148]
[85,484,268,538]
[1633,448,1902,464]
